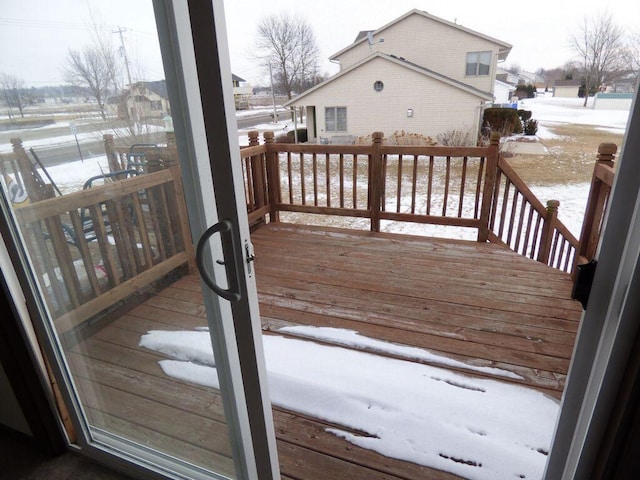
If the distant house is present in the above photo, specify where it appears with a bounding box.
[516,70,545,89]
[553,79,582,98]
[232,74,252,110]
[107,80,171,121]
[496,67,520,86]
[111,75,251,119]
[285,9,511,143]
[496,67,545,98]
[494,79,517,104]
[126,80,171,120]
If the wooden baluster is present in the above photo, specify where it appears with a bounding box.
[325,153,331,208]
[411,155,418,215]
[478,132,500,242]
[11,138,49,202]
[248,130,266,223]
[538,199,560,265]
[103,134,124,173]
[339,153,345,208]
[369,132,384,232]
[263,131,280,222]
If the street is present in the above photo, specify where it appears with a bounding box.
[10,109,292,168]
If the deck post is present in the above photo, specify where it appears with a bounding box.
[10,137,50,202]
[575,143,617,270]
[264,131,280,223]
[103,134,124,173]
[369,131,384,232]
[478,132,500,242]
[538,199,560,265]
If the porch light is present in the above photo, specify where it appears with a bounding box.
[407,108,413,117]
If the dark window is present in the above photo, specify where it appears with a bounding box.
[466,51,491,76]
[325,107,347,131]
[374,81,384,92]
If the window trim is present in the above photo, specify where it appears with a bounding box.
[325,106,347,132]
[466,51,492,76]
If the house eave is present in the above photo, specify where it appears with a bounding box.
[329,8,512,64]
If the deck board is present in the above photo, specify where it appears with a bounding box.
[67,222,583,479]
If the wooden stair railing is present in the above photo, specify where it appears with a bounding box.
[487,156,580,273]
[575,143,617,268]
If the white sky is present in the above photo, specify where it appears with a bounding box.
[1,0,639,88]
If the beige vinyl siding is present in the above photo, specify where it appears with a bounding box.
[334,12,501,95]
[299,57,484,142]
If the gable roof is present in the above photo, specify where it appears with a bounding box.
[554,79,582,87]
[285,52,493,107]
[330,9,512,62]
[143,80,168,98]
[353,30,374,43]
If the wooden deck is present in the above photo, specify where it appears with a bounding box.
[67,223,583,480]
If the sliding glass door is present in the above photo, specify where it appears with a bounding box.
[0,1,277,478]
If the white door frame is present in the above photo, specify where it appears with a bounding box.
[0,1,279,479]
[545,85,640,478]
[154,1,279,478]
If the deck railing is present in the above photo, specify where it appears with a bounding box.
[240,130,591,274]
[488,158,580,272]
[2,131,615,331]
[575,143,617,267]
[4,137,194,334]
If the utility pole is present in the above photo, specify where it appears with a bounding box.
[114,26,138,129]
[113,26,133,89]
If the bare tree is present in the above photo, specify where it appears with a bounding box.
[64,47,118,119]
[626,30,640,86]
[0,73,26,119]
[571,11,627,106]
[255,12,320,99]
[63,10,120,120]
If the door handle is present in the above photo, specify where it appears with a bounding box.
[195,219,242,302]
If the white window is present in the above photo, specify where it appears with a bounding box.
[466,51,491,76]
[325,106,347,131]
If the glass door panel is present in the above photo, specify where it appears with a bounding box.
[0,1,276,478]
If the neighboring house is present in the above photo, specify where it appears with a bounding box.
[496,67,520,86]
[605,72,637,94]
[516,70,545,88]
[285,9,511,143]
[232,74,252,110]
[111,75,251,119]
[553,79,582,98]
[109,80,171,121]
[496,67,546,96]
[494,79,517,104]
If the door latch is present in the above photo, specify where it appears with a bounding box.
[245,240,255,277]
